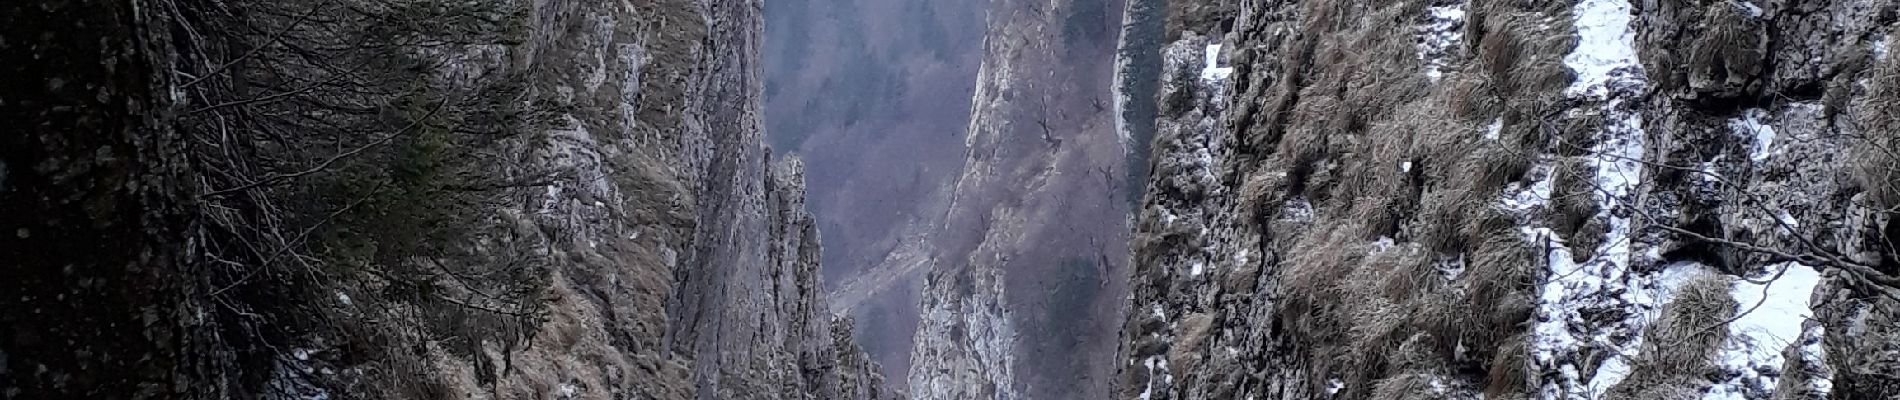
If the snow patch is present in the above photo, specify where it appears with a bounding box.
[1536,0,1656,395]
[1372,236,1397,251]
[1706,263,1825,397]
[1282,197,1315,222]
[1438,255,1467,282]
[1140,356,1171,400]
[1730,109,1776,162]
[1562,0,1644,98]
[1201,44,1233,82]
[1417,1,1469,82]
[1776,210,1800,232]
[1501,160,1554,211]
[1484,117,1503,141]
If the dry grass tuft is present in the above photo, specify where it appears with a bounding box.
[1554,110,1604,157]
[1551,155,1601,261]
[1474,11,1575,99]
[1684,4,1765,96]
[1483,333,1531,399]
[1605,272,1737,397]
[1853,36,1900,209]
[1458,229,1536,349]
[1280,223,1374,345]
[1245,0,1581,396]
[1459,141,1536,196]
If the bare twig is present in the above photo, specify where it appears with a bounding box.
[180,0,340,89]
[199,94,453,198]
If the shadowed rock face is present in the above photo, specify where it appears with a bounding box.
[0,1,196,398]
[0,0,896,399]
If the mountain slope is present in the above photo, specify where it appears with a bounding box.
[0,0,895,399]
[1115,0,1900,399]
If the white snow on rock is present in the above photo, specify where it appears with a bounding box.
[1562,0,1644,98]
[1733,1,1764,18]
[1730,109,1777,162]
[1139,355,1171,400]
[1201,44,1233,82]
[1706,263,1826,398]
[1416,1,1469,82]
[1876,33,1891,61]
[1535,0,1660,396]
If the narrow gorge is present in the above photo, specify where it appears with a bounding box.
[5,0,1900,399]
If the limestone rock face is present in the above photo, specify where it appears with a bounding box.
[899,1,1137,399]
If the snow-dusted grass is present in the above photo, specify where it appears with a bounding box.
[1417,1,1469,82]
[1562,0,1643,98]
[1532,0,1663,396]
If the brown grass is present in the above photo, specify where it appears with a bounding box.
[1550,155,1601,261]
[1853,35,1900,209]
[1242,0,1583,397]
[1474,10,1575,100]
[1686,5,1764,95]
[1604,272,1737,398]
[1483,333,1531,399]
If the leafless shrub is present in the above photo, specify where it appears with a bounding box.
[165,0,553,396]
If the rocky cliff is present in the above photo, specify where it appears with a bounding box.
[1116,0,1900,399]
[901,0,1136,399]
[0,0,894,399]
[761,0,988,381]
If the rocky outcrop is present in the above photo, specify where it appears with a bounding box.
[903,0,1136,399]
[762,0,989,381]
[1116,0,1900,399]
[0,0,895,399]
